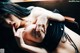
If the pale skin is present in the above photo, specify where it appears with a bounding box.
[4,6,80,53]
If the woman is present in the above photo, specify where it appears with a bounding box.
[11,6,80,53]
[0,1,80,53]
[12,16,80,53]
[12,7,80,53]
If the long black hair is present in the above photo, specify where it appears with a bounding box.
[0,0,10,2]
[0,2,31,19]
[0,2,32,28]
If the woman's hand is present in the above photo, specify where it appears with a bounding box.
[36,14,48,35]
[31,7,65,21]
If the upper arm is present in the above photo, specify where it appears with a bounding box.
[30,7,65,21]
[17,28,47,53]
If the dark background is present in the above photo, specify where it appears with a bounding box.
[0,1,80,53]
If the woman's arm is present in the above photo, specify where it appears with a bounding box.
[12,26,47,53]
[30,7,65,21]
[20,43,47,53]
[19,29,47,53]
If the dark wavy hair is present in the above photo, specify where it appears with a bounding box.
[0,2,31,19]
[0,0,10,2]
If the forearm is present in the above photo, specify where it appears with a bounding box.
[21,43,47,53]
[45,10,65,21]
[19,31,47,53]
[31,7,65,21]
[19,33,47,53]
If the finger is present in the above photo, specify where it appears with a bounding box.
[39,29,45,39]
[36,24,40,32]
[40,26,45,33]
[12,25,19,37]
[36,24,45,34]
[41,24,45,33]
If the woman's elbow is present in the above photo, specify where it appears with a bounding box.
[47,12,65,21]
[56,13,65,21]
